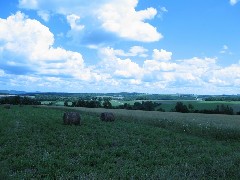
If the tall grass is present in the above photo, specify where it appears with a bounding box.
[52,106,240,141]
[1,105,240,179]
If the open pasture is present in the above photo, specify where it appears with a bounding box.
[54,106,240,140]
[40,99,240,114]
[112,100,240,113]
[1,105,240,179]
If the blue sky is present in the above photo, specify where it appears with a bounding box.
[0,0,240,94]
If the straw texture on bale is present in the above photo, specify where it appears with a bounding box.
[63,112,81,125]
[100,112,115,122]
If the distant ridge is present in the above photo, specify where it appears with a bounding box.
[0,90,66,95]
[0,90,27,95]
[0,90,144,95]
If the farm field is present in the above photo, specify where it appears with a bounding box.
[1,105,240,179]
[113,99,240,114]
[41,99,240,114]
[156,100,240,113]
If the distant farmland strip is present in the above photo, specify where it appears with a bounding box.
[46,106,240,141]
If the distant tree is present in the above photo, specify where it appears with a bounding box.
[64,100,68,107]
[133,102,142,110]
[175,102,189,113]
[72,101,76,107]
[103,97,112,102]
[76,99,86,107]
[98,97,103,106]
[157,107,165,112]
[197,104,234,115]
[92,97,98,101]
[142,101,155,111]
[87,100,101,108]
[13,96,21,105]
[122,103,132,110]
[224,105,234,115]
[85,95,91,101]
[103,99,112,109]
[188,104,194,112]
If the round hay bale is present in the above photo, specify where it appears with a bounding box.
[3,104,10,109]
[100,112,115,122]
[63,112,81,125]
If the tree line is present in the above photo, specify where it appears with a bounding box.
[0,96,41,105]
[205,96,240,101]
[65,97,112,109]
[65,98,163,111]
[116,101,164,111]
[174,102,236,115]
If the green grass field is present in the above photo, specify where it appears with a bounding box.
[41,100,240,114]
[1,105,240,179]
[112,100,240,113]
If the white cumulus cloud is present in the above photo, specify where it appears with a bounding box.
[67,14,85,31]
[144,60,177,72]
[0,12,97,81]
[97,0,162,42]
[19,0,162,42]
[0,11,53,59]
[98,47,144,79]
[129,46,148,57]
[152,49,172,61]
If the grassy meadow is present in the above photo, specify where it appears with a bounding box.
[1,105,240,179]
[158,100,240,113]
[42,99,240,114]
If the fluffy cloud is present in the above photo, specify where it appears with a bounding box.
[208,64,240,86]
[143,60,177,72]
[173,57,217,85]
[114,59,143,78]
[1,11,240,94]
[128,46,148,57]
[98,47,144,79]
[142,56,221,89]
[0,11,54,62]
[97,46,229,92]
[66,14,85,41]
[0,12,96,81]
[102,46,148,57]
[97,0,162,42]
[18,0,162,42]
[97,45,240,93]
[67,14,84,31]
[230,0,239,5]
[152,49,172,61]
